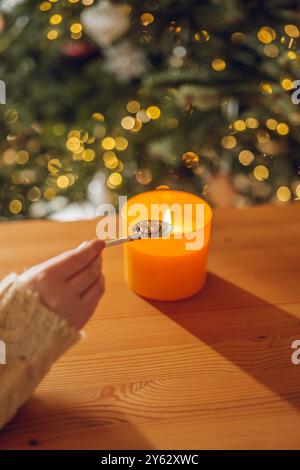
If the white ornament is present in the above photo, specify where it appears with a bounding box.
[81,0,130,47]
[0,0,24,13]
[104,41,147,81]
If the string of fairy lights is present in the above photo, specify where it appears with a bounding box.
[2,1,300,216]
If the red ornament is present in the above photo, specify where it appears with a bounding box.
[60,40,94,59]
[0,14,5,33]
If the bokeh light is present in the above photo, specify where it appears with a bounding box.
[254,165,269,181]
[211,59,226,71]
[101,137,115,150]
[140,13,154,26]
[127,101,140,113]
[9,199,22,214]
[221,135,237,149]
[239,150,254,166]
[257,26,276,44]
[277,186,291,201]
[277,123,289,135]
[50,14,62,25]
[107,172,123,189]
[121,116,135,129]
[57,175,69,189]
[284,24,299,38]
[182,151,199,168]
[115,137,128,151]
[146,106,161,120]
[40,2,51,11]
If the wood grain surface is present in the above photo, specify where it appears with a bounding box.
[0,203,300,450]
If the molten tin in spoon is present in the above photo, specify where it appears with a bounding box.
[105,219,172,247]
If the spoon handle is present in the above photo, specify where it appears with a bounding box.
[105,233,140,247]
[105,237,130,247]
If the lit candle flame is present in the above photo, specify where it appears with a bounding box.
[163,208,172,226]
[163,208,182,234]
[163,207,194,234]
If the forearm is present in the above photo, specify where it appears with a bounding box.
[0,274,80,429]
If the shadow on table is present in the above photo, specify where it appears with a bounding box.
[147,273,300,410]
[0,396,153,450]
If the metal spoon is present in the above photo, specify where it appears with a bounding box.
[105,219,173,247]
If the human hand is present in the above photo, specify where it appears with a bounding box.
[19,240,105,330]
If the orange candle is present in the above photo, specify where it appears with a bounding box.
[122,189,213,301]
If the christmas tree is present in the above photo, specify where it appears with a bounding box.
[0,0,300,219]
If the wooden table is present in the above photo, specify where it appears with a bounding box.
[0,203,300,450]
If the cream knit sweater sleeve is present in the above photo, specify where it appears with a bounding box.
[0,273,80,429]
